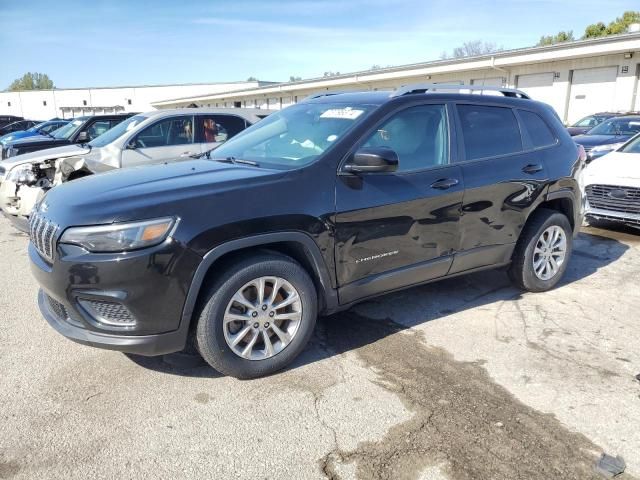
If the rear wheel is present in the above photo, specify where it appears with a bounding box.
[195,253,317,379]
[509,209,573,292]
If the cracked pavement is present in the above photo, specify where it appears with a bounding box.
[1,216,639,479]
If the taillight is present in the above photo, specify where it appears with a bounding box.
[577,144,587,164]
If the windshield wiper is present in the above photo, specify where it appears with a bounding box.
[213,156,259,167]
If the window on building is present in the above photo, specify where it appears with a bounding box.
[518,110,556,148]
[127,99,132,105]
[43,101,47,106]
[457,105,522,160]
[7,102,10,107]
[362,104,449,172]
[234,101,242,108]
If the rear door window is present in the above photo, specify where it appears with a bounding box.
[197,115,247,143]
[518,110,556,148]
[456,105,522,160]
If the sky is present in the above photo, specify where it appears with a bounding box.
[0,0,638,89]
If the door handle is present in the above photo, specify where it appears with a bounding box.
[430,178,459,190]
[522,164,543,174]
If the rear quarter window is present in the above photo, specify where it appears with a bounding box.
[457,104,522,160]
[518,110,557,149]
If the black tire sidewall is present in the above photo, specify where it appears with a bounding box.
[196,255,317,379]
[519,212,573,292]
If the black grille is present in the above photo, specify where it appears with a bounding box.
[586,184,640,215]
[29,212,59,261]
[79,299,136,327]
[46,295,67,320]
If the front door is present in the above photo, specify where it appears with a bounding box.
[121,115,200,168]
[334,103,464,304]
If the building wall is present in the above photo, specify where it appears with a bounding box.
[0,82,260,120]
[161,40,640,125]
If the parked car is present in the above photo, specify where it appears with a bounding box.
[584,132,640,229]
[0,115,24,129]
[0,120,41,137]
[1,114,135,159]
[27,85,584,379]
[566,113,618,136]
[0,119,69,145]
[573,115,640,161]
[0,108,265,229]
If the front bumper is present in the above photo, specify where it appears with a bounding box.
[30,237,202,356]
[585,206,640,226]
[0,180,44,218]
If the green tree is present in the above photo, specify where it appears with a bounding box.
[537,31,575,46]
[583,11,640,38]
[7,72,54,91]
[246,76,258,81]
[289,75,302,82]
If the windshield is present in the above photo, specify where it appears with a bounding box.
[211,103,375,169]
[573,115,605,128]
[89,115,148,148]
[52,119,84,139]
[587,117,640,136]
[620,134,640,154]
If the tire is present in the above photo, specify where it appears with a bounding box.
[508,209,573,292]
[195,252,317,379]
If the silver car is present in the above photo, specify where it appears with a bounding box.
[0,108,266,228]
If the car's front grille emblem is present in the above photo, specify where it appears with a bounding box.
[29,212,58,261]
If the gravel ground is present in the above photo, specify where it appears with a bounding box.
[0,216,639,480]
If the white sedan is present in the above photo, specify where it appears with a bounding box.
[584,133,640,228]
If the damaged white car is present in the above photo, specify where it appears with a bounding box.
[0,108,265,229]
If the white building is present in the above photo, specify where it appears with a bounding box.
[152,32,640,124]
[0,81,273,120]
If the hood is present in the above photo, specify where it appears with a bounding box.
[9,134,55,146]
[584,151,640,185]
[573,134,632,148]
[566,127,589,136]
[39,159,285,226]
[1,144,88,171]
[2,130,33,143]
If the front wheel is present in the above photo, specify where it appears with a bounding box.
[509,209,573,292]
[195,253,317,379]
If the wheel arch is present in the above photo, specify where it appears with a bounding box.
[532,188,577,232]
[180,232,338,332]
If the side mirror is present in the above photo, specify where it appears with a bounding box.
[76,131,89,143]
[125,140,137,150]
[344,146,399,173]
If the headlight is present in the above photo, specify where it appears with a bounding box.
[6,164,36,184]
[590,142,624,155]
[59,217,176,253]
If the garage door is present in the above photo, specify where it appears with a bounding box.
[471,77,504,87]
[516,72,556,105]
[568,66,618,124]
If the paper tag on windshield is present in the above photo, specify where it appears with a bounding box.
[320,108,364,120]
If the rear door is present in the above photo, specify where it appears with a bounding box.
[121,115,199,168]
[334,102,464,304]
[449,103,551,274]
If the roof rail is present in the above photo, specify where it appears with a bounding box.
[390,83,531,99]
[301,90,359,102]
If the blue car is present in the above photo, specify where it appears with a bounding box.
[573,115,640,162]
[0,119,69,146]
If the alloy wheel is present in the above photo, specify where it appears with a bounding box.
[532,225,567,281]
[223,276,303,361]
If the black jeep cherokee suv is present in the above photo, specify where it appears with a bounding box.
[28,85,585,378]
